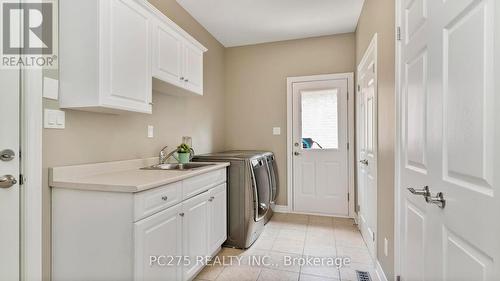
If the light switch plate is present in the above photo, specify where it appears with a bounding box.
[384,238,388,256]
[43,77,59,100]
[44,109,65,129]
[273,127,281,135]
[147,125,154,138]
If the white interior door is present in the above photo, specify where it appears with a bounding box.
[292,78,349,216]
[0,66,21,279]
[357,36,377,259]
[399,0,500,280]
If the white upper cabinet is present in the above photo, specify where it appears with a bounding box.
[152,19,184,87]
[60,0,153,114]
[59,0,207,114]
[150,8,207,96]
[182,42,204,95]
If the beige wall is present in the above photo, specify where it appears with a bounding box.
[224,34,356,205]
[42,0,226,278]
[356,0,396,279]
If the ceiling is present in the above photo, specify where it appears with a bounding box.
[176,0,364,47]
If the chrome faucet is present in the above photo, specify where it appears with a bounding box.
[159,145,171,164]
[159,145,196,164]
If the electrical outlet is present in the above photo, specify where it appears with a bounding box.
[147,125,154,138]
[384,238,389,256]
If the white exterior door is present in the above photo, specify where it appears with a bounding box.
[183,191,210,279]
[292,78,349,216]
[357,36,377,259]
[399,0,500,280]
[0,68,20,278]
[134,204,183,281]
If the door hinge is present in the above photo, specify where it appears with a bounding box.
[397,26,402,41]
[19,174,24,185]
[396,275,401,281]
[347,193,350,201]
[356,204,360,212]
[357,84,361,92]
[373,233,376,242]
[347,142,350,150]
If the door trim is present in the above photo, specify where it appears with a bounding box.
[21,69,43,279]
[286,73,355,217]
[356,33,378,259]
[394,0,402,278]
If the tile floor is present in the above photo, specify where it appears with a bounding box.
[195,213,379,281]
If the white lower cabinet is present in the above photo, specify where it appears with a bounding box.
[135,187,223,281]
[52,169,227,281]
[135,204,183,281]
[208,185,227,255]
[182,191,211,278]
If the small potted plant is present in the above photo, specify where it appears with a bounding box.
[176,143,192,164]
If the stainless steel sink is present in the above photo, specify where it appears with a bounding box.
[141,163,216,171]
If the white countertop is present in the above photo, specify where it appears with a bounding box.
[49,157,229,193]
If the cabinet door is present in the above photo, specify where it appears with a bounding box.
[182,191,210,279]
[182,43,204,95]
[134,204,183,281]
[101,0,152,113]
[208,184,227,255]
[152,19,183,87]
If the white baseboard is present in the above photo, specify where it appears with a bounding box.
[375,260,388,281]
[272,204,290,213]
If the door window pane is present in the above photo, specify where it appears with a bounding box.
[301,89,339,149]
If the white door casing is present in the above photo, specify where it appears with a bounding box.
[357,34,378,259]
[291,78,349,216]
[0,67,20,279]
[398,0,500,280]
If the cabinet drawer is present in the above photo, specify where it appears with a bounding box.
[134,182,182,221]
[183,169,226,200]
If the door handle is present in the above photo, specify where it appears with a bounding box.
[294,151,300,156]
[407,186,430,197]
[425,192,446,209]
[359,159,368,166]
[0,175,17,188]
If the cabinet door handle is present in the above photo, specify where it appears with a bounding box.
[161,196,168,201]
[184,78,189,82]
[180,77,184,81]
[179,212,184,217]
[208,196,215,202]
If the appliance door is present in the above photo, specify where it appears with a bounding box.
[251,158,270,221]
[266,155,278,203]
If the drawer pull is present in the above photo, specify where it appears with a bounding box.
[179,212,185,217]
[161,196,168,201]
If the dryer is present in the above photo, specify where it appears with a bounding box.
[192,151,271,248]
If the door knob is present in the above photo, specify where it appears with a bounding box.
[294,151,300,156]
[407,186,430,197]
[0,175,17,188]
[359,159,368,166]
[425,192,446,209]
